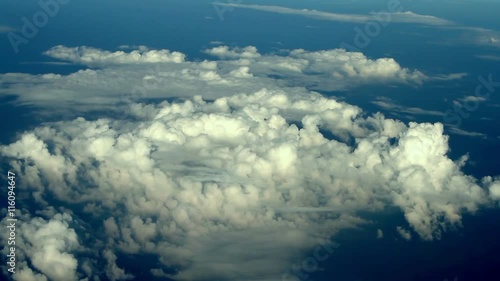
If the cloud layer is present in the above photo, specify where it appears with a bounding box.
[1,45,499,281]
[0,45,426,116]
[213,3,455,26]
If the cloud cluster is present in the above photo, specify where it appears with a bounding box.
[0,45,426,116]
[1,213,79,281]
[44,45,186,66]
[1,45,499,280]
[396,226,412,241]
[2,83,499,280]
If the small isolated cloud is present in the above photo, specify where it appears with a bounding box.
[44,45,186,66]
[397,226,412,241]
[117,44,150,51]
[448,127,487,139]
[0,46,427,115]
[2,89,497,279]
[205,45,261,59]
[489,184,500,200]
[377,229,384,239]
[103,249,134,281]
[372,98,443,116]
[483,176,500,201]
[460,96,487,103]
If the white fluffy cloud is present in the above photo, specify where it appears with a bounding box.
[396,226,412,241]
[1,45,499,281]
[204,45,261,59]
[44,45,186,66]
[2,86,499,280]
[483,176,500,200]
[0,45,427,115]
[103,249,134,281]
[1,213,79,281]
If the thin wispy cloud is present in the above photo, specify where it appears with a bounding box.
[215,3,500,48]
[448,127,487,138]
[214,3,455,26]
[476,54,500,61]
[372,98,444,116]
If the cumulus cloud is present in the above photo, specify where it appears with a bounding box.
[444,26,500,48]
[204,45,261,59]
[1,213,80,281]
[2,86,499,280]
[396,226,412,241]
[459,96,487,103]
[0,46,427,115]
[43,45,186,66]
[1,45,499,281]
[483,176,500,201]
[205,47,427,87]
[432,73,468,81]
